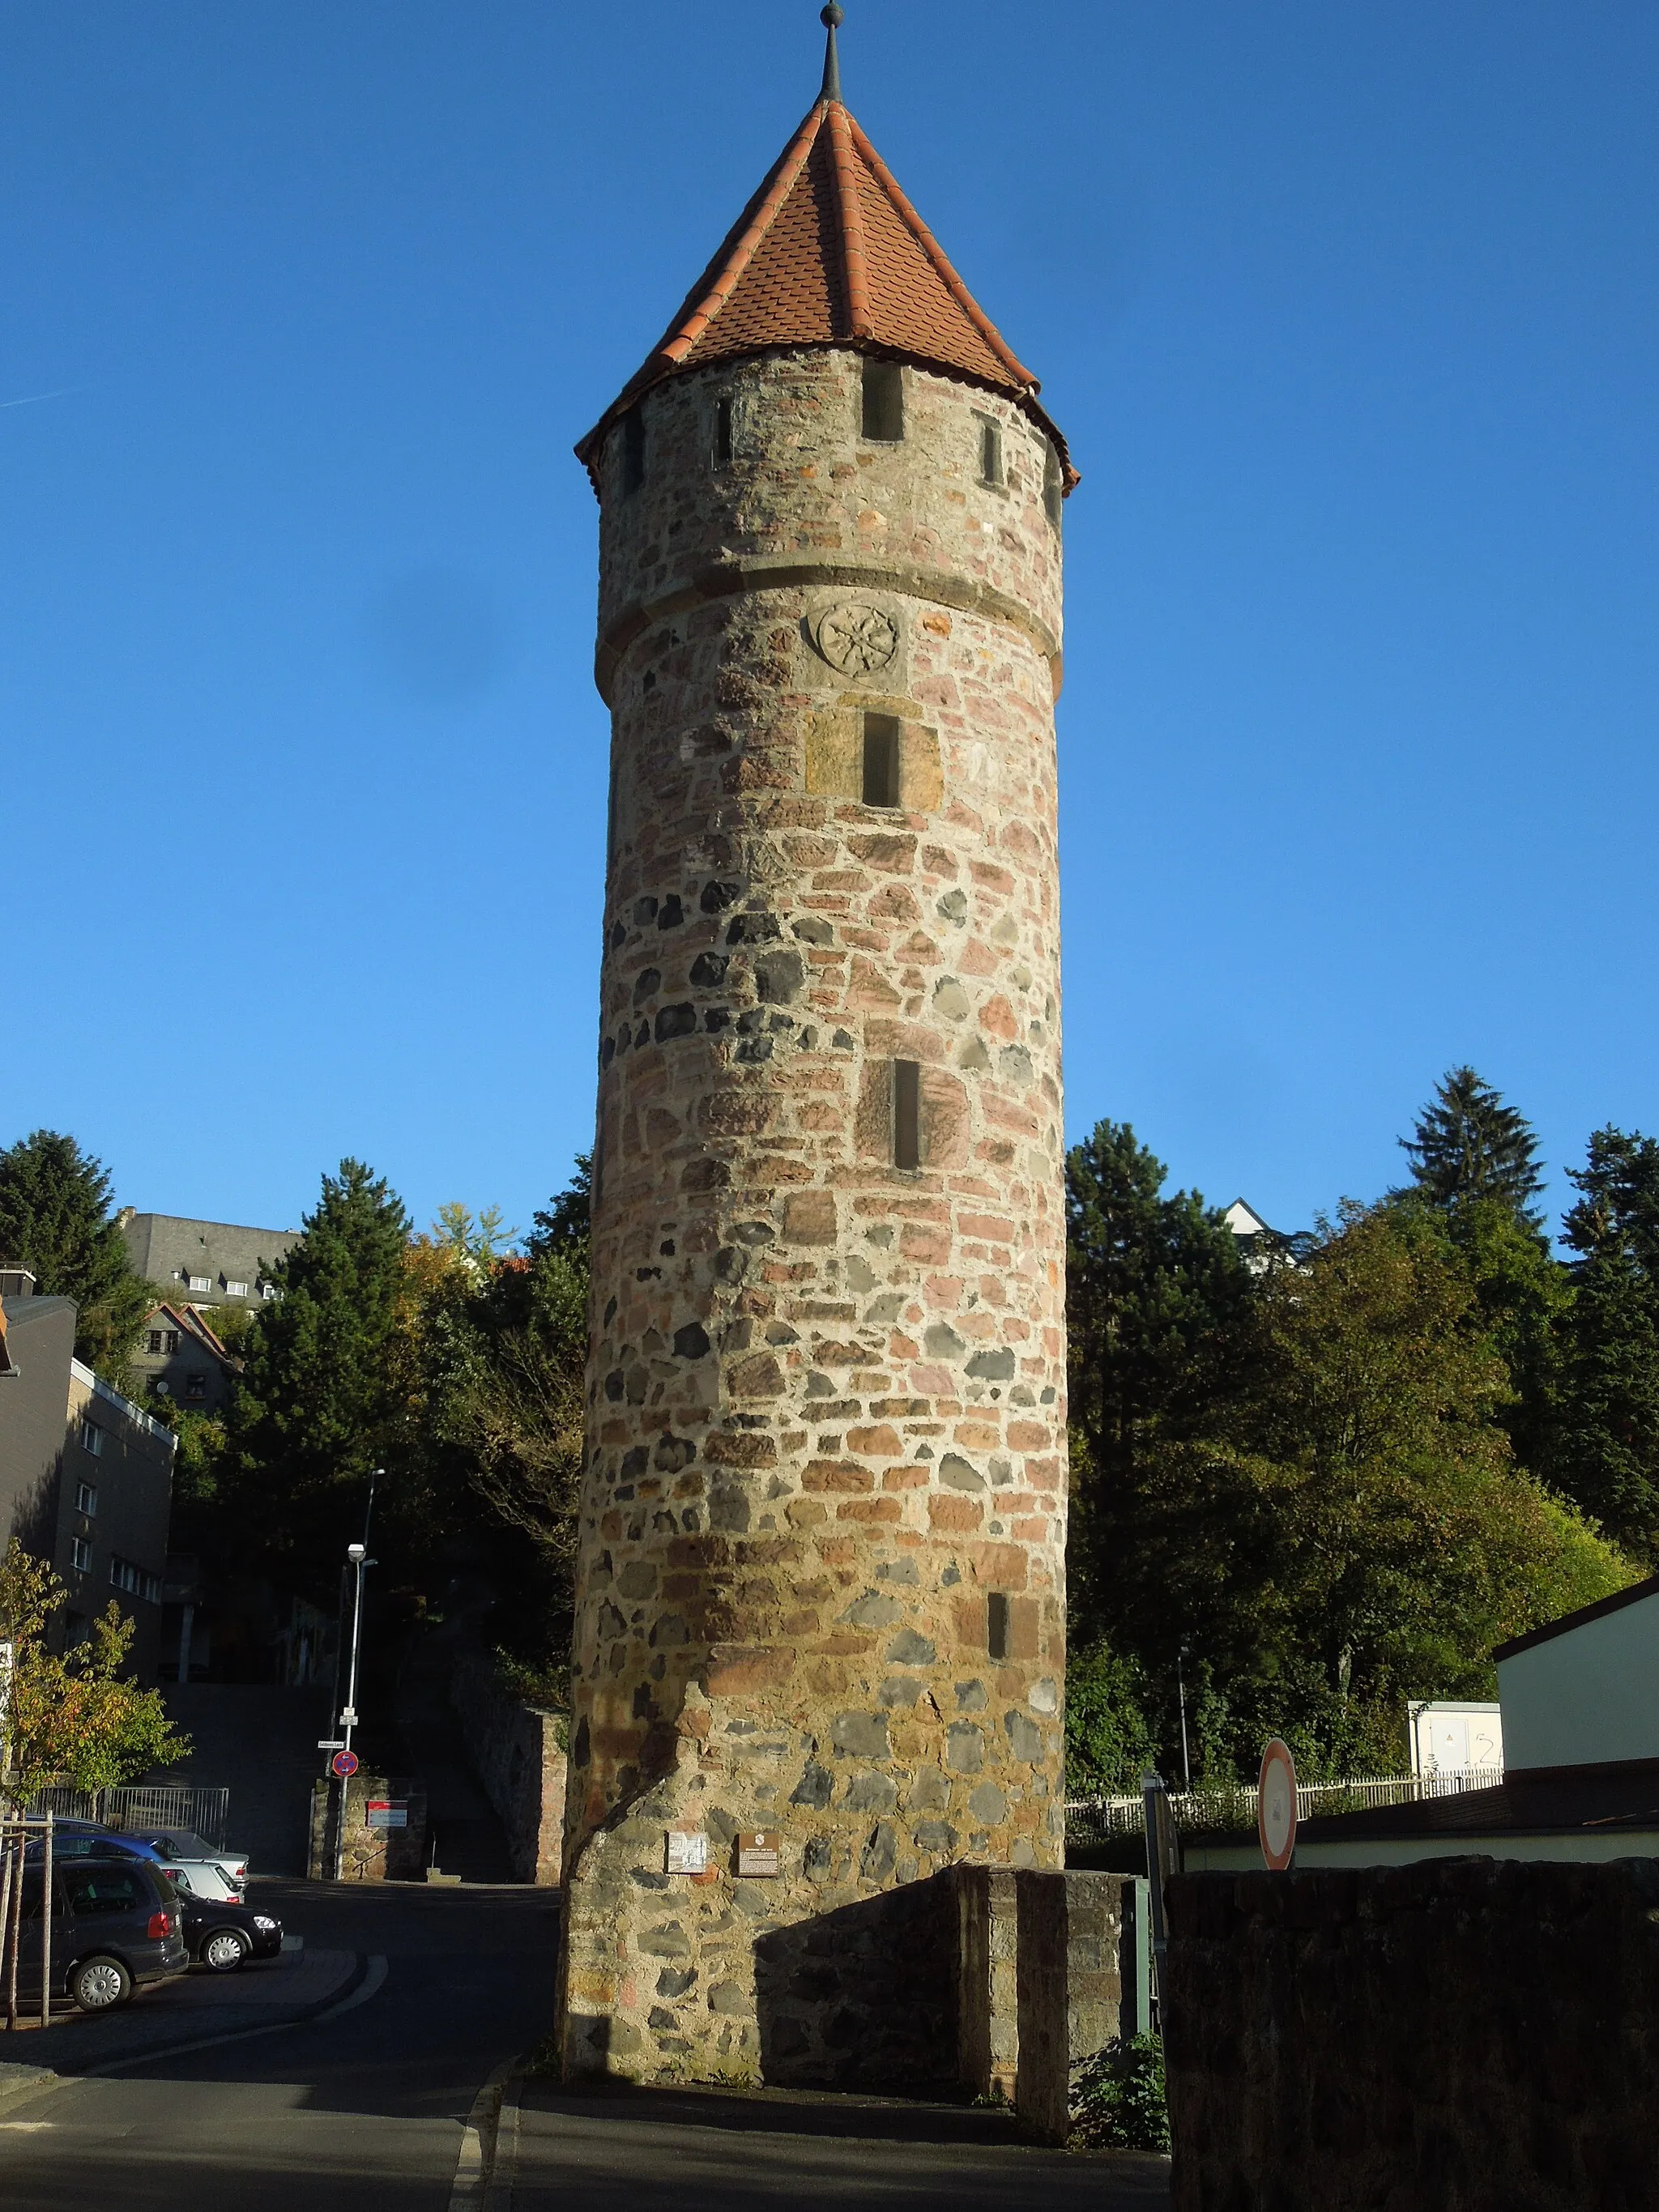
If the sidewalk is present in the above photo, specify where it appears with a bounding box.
[504,2078,1172,2210]
[0,1942,357,2089]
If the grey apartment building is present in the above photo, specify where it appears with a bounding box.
[119,1212,298,1311]
[0,1282,175,1677]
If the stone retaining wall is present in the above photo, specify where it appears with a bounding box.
[307,1772,428,1882]
[450,1654,566,1884]
[1164,1857,1659,2211]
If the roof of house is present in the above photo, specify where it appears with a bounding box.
[576,18,1073,491]
[119,1213,297,1294]
[1491,1571,1659,1662]
[142,1301,240,1369]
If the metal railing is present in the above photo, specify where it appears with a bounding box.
[1066,1767,1505,1843]
[28,1784,231,1850]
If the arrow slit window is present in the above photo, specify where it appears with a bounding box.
[861,360,903,442]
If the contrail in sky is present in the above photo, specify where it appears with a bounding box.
[0,384,92,410]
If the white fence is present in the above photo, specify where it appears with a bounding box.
[28,1784,231,1851]
[1066,1767,1504,1843]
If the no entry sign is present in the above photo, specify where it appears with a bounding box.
[1257,1738,1298,1871]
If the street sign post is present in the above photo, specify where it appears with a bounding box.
[1257,1738,1298,1871]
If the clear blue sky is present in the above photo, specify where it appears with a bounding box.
[6,2,1657,1244]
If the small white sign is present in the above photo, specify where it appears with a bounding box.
[666,1831,708,1875]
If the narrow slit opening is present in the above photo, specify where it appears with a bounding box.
[861,359,904,442]
[893,1059,921,1170]
[714,397,733,467]
[621,406,646,495]
[862,714,901,808]
[979,420,1003,486]
[987,1592,1009,1661]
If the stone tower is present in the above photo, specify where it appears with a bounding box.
[557,8,1076,2086]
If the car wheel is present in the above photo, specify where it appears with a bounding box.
[201,1928,251,1972]
[70,1955,133,2012]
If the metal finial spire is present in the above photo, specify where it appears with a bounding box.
[820,3,844,103]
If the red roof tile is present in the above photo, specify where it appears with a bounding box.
[577,93,1073,490]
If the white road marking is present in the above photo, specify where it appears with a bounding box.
[449,2058,514,2212]
[315,1953,387,2019]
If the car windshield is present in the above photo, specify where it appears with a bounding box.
[141,1832,216,1860]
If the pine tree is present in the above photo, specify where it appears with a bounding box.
[1400,1066,1544,1220]
[0,1129,152,1379]
[1555,1127,1659,1558]
[229,1159,412,1593]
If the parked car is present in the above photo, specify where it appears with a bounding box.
[8,1856,188,2012]
[42,1821,245,1903]
[128,1826,251,1890]
[172,1887,284,1972]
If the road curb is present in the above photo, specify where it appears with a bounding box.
[483,2069,524,2211]
[0,1945,378,2103]
[450,2056,516,2210]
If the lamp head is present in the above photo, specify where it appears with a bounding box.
[348,1542,366,1562]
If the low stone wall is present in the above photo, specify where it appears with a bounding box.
[307,1772,429,1882]
[1164,1857,1659,2212]
[450,1654,566,1885]
[563,1852,1132,2138]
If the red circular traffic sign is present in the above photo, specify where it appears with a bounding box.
[331,1750,359,1779]
[1257,1738,1297,1871]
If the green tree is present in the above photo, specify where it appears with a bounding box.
[1064,1121,1254,1660]
[1555,1128,1659,1558]
[1139,1204,1631,1775]
[1399,1066,1544,1221]
[0,1131,152,1382]
[227,1160,412,1595]
[1,1541,188,1801]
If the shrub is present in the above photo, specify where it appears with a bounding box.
[1070,2034,1170,2153]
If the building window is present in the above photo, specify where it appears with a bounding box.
[188,1275,211,1294]
[76,1481,97,1518]
[713,396,733,466]
[165,1330,180,1354]
[1043,445,1064,531]
[987,1592,1009,1660]
[979,419,1004,486]
[862,713,902,808]
[110,1557,162,1605]
[861,359,903,442]
[621,405,645,495]
[147,1330,164,1355]
[893,1059,921,1171]
[224,1279,248,1298]
[71,1536,93,1574]
[185,1373,207,1403]
[260,1281,279,1301]
[80,1421,104,1458]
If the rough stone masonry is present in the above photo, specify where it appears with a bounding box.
[554,50,1075,2086]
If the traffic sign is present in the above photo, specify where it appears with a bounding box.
[331,1749,360,1780]
[317,1740,345,1751]
[1257,1738,1298,1871]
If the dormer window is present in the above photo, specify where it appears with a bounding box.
[861,360,903,442]
[621,405,646,495]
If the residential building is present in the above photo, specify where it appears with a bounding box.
[0,1284,175,1677]
[131,1301,241,1417]
[117,1210,297,1312]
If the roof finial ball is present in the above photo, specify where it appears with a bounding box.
[820,2,845,104]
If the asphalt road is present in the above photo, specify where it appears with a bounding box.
[0,1877,1171,2211]
[0,1877,561,2212]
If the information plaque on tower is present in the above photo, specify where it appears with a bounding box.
[736,1831,781,1877]
[666,1831,708,1876]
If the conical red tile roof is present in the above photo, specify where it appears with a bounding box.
[577,93,1073,489]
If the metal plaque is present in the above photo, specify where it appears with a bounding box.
[736,1830,780,1877]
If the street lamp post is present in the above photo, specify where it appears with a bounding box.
[331,1539,375,1882]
